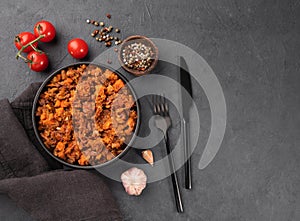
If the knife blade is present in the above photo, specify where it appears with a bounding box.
[180,57,193,119]
[180,56,193,189]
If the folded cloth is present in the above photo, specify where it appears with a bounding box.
[0,83,122,221]
[0,99,49,179]
[0,170,122,221]
[0,193,35,221]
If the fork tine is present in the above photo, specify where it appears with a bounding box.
[161,93,169,116]
[165,100,169,114]
[164,95,169,115]
[162,94,166,115]
[152,94,157,114]
[158,94,163,114]
[157,94,161,114]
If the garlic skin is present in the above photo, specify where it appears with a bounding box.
[142,150,154,166]
[121,167,147,196]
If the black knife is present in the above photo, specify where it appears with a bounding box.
[180,56,193,190]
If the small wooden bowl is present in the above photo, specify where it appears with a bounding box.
[118,35,158,76]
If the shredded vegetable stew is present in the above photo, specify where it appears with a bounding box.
[36,64,137,166]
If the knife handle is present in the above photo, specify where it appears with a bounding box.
[183,119,192,189]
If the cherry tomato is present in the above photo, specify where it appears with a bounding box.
[34,20,56,42]
[27,51,49,72]
[14,32,38,53]
[67,38,89,59]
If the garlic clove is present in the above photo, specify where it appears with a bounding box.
[121,167,147,196]
[142,150,154,166]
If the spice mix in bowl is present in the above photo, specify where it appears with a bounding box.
[118,35,158,76]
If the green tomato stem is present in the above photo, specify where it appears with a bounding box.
[15,34,45,59]
[17,54,30,63]
[29,43,42,53]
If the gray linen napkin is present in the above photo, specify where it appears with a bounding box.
[0,83,122,221]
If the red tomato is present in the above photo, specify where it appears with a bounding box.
[14,32,38,53]
[34,20,56,42]
[67,38,89,59]
[27,51,49,72]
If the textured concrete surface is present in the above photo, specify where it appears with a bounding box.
[1,0,300,220]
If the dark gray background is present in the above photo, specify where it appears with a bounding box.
[1,0,299,220]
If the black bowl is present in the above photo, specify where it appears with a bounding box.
[32,62,140,169]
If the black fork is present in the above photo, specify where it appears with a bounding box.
[152,94,184,213]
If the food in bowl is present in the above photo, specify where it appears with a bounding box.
[35,64,137,166]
